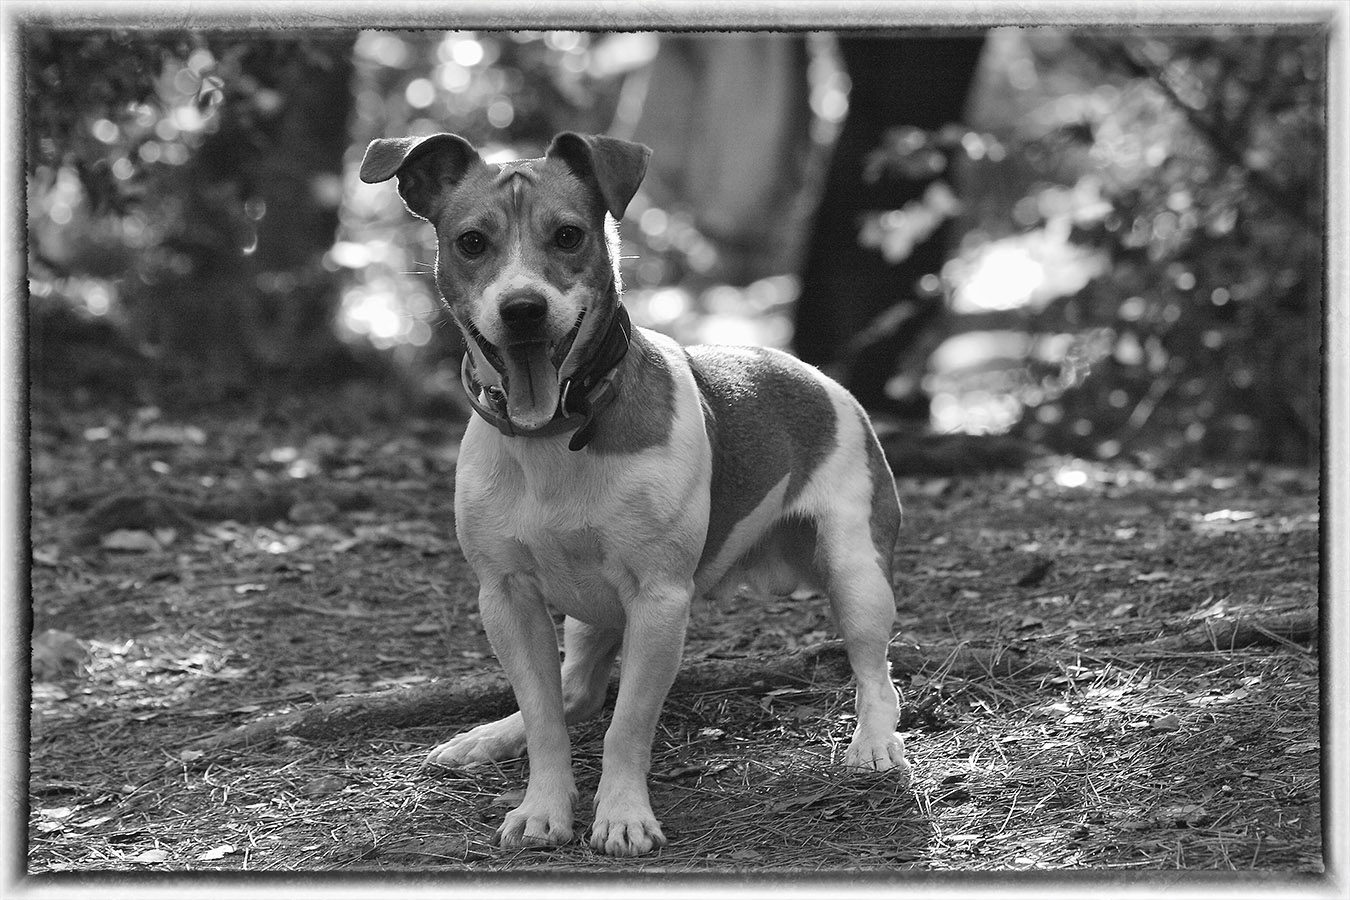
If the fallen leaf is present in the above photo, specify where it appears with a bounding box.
[72,814,113,830]
[1037,702,1073,719]
[1188,688,1250,707]
[32,683,70,702]
[771,787,834,812]
[195,843,236,861]
[33,545,61,566]
[289,500,339,525]
[1285,742,1319,754]
[301,775,347,797]
[130,423,206,447]
[1162,803,1211,826]
[659,763,706,781]
[1150,714,1181,732]
[100,529,163,553]
[32,629,88,679]
[1134,571,1171,583]
[1201,509,1257,523]
[1016,557,1054,587]
[130,848,171,864]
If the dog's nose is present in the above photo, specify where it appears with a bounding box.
[499,292,548,326]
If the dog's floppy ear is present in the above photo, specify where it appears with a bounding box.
[546,132,652,220]
[359,133,484,221]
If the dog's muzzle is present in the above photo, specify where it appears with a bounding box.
[461,305,632,452]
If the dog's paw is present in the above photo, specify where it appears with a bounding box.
[497,792,576,849]
[423,716,527,769]
[590,804,666,857]
[845,731,912,785]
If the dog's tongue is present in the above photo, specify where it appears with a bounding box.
[502,342,560,431]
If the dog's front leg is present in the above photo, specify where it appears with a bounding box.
[477,578,577,848]
[589,579,692,856]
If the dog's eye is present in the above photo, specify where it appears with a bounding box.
[554,225,584,250]
[457,231,487,256]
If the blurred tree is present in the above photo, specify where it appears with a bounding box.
[630,34,814,285]
[794,33,988,421]
[28,31,358,398]
[858,28,1324,465]
[1038,30,1324,464]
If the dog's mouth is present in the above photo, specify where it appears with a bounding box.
[465,314,584,431]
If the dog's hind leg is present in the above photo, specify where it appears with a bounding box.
[826,555,910,780]
[559,617,623,724]
[424,616,620,770]
[815,510,911,782]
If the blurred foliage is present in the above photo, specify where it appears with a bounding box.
[1055,31,1324,465]
[349,30,629,151]
[25,28,1325,466]
[869,29,1324,465]
[28,30,361,398]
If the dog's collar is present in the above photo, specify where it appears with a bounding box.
[460,305,632,452]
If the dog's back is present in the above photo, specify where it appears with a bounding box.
[684,344,901,603]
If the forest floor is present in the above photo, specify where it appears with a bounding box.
[24,384,1324,886]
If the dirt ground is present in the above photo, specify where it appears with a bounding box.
[25,387,1323,882]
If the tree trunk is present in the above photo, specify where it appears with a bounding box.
[138,37,357,393]
[794,34,988,420]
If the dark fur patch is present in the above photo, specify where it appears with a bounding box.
[686,347,837,570]
[588,330,675,455]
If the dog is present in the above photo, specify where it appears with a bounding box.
[360,131,911,857]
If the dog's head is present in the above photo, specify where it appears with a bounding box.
[360,132,651,431]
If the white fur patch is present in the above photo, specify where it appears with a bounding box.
[456,330,711,625]
[474,252,582,347]
[789,382,879,565]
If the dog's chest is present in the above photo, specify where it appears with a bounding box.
[455,433,667,619]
